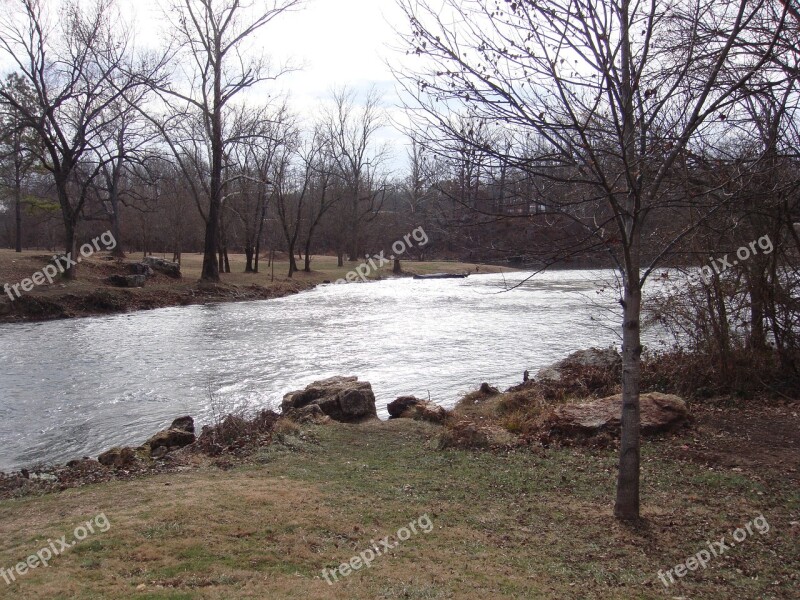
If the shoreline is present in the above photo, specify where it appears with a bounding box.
[0,251,513,325]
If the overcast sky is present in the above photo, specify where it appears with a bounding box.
[125,0,411,166]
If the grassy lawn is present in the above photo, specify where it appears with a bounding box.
[0,419,796,599]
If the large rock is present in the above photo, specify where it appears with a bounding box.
[144,416,196,456]
[387,396,447,424]
[536,347,621,382]
[98,446,138,468]
[142,256,181,278]
[170,416,195,434]
[129,263,154,277]
[543,392,689,438]
[281,376,378,424]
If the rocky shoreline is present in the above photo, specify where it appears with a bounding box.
[0,349,691,500]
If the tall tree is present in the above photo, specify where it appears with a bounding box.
[322,87,389,261]
[0,0,148,277]
[153,0,303,282]
[0,73,38,252]
[397,0,788,519]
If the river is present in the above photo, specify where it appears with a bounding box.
[0,269,667,471]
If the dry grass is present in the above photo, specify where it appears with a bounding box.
[0,418,796,599]
[451,365,622,439]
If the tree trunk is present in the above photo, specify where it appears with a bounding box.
[62,218,78,280]
[613,0,642,522]
[14,179,22,253]
[614,275,643,521]
[304,239,312,272]
[202,208,221,282]
[245,247,255,272]
[337,251,344,267]
[288,243,298,277]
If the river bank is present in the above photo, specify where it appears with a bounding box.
[0,250,512,323]
[0,384,797,599]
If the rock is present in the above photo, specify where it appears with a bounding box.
[479,382,499,395]
[283,404,333,425]
[98,446,138,468]
[170,416,195,434]
[142,256,181,278]
[536,347,621,381]
[105,274,146,288]
[281,376,378,423]
[387,396,421,418]
[129,263,154,277]
[145,426,196,455]
[387,396,447,424]
[543,392,689,438]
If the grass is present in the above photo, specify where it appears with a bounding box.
[0,419,796,599]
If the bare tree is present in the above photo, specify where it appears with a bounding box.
[396,0,789,519]
[0,0,149,277]
[226,101,291,273]
[322,87,389,262]
[150,0,303,282]
[0,73,39,252]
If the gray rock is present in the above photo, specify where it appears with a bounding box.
[142,256,181,278]
[281,376,378,424]
[130,263,154,277]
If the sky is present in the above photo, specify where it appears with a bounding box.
[0,0,417,170]
[130,0,405,103]
[127,0,412,167]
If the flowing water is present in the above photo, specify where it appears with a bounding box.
[0,269,667,471]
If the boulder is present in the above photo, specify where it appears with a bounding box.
[281,376,378,424]
[543,392,689,438]
[144,416,196,456]
[106,274,146,288]
[98,446,138,468]
[387,396,447,424]
[536,347,621,381]
[129,263,154,277]
[142,256,181,278]
[170,416,195,434]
